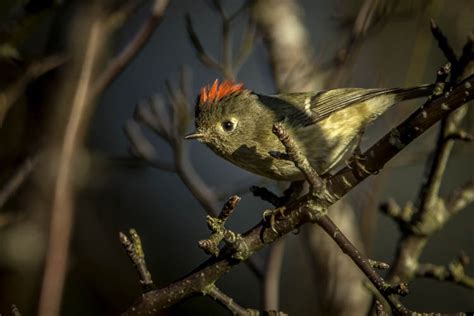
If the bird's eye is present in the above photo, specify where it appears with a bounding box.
[222,120,235,132]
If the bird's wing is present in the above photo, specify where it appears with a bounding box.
[265,85,432,126]
[272,88,395,127]
[308,88,398,123]
[308,84,434,123]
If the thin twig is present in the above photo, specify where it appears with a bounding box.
[105,0,149,32]
[120,229,155,292]
[272,123,325,193]
[205,285,260,316]
[124,120,176,172]
[186,3,254,80]
[0,54,67,124]
[446,181,474,214]
[0,154,39,209]
[415,254,474,289]
[92,0,169,98]
[375,300,388,316]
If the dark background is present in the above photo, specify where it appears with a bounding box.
[0,0,473,315]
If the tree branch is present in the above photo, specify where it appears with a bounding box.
[119,229,155,292]
[0,154,39,210]
[415,253,474,289]
[92,0,169,98]
[205,285,260,316]
[38,10,107,316]
[263,239,285,311]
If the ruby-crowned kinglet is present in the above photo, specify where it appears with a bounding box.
[185,80,433,180]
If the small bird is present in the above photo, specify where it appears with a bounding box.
[185,80,433,181]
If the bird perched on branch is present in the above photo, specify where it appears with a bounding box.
[185,80,433,180]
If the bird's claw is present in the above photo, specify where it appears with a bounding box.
[263,207,286,234]
[345,147,378,175]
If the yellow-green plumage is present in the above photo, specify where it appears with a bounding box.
[188,82,433,180]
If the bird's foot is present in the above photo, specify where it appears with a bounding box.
[346,148,378,176]
[263,207,286,234]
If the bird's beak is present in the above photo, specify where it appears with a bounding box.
[184,132,205,140]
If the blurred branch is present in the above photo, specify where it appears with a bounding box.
[38,11,107,316]
[325,0,430,88]
[124,70,219,215]
[263,239,285,311]
[0,0,59,48]
[382,28,474,295]
[92,0,169,98]
[374,300,388,316]
[120,229,155,292]
[11,305,21,316]
[0,154,39,210]
[105,0,149,32]
[186,1,256,80]
[0,54,67,125]
[39,2,170,315]
[446,181,474,213]
[415,253,474,289]
[359,3,442,254]
[251,0,322,92]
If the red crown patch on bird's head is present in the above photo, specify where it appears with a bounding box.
[199,79,244,104]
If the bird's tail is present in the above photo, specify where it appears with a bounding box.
[391,84,435,102]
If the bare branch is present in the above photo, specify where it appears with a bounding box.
[446,181,474,214]
[124,120,176,172]
[416,253,474,289]
[39,11,107,316]
[186,3,254,80]
[120,229,155,292]
[105,0,148,32]
[198,195,249,259]
[0,154,39,209]
[374,26,474,315]
[369,260,390,270]
[0,54,67,125]
[185,14,222,71]
[430,20,458,68]
[205,285,260,316]
[375,300,388,316]
[92,0,170,98]
[272,123,325,193]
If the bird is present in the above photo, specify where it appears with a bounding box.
[185,79,433,181]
